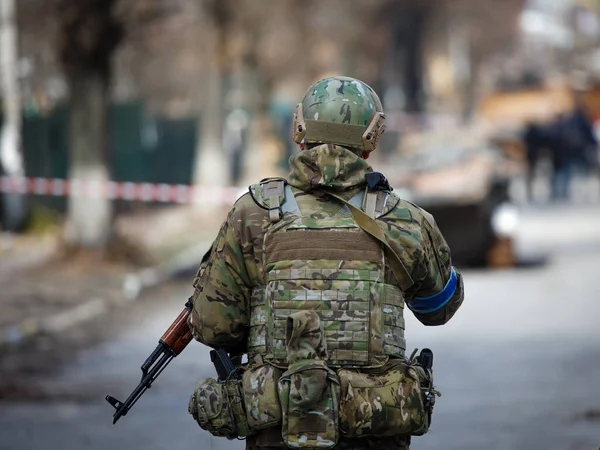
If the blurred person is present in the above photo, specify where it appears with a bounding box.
[186,76,465,450]
[549,104,598,201]
[223,108,251,185]
[563,105,598,173]
[522,120,546,202]
[268,100,296,171]
[548,113,575,202]
[546,105,598,201]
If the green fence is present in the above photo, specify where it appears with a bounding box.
[16,100,200,213]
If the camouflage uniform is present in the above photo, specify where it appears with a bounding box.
[188,143,464,449]
[188,77,464,449]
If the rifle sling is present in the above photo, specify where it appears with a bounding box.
[319,189,414,292]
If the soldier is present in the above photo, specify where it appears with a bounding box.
[187,76,465,450]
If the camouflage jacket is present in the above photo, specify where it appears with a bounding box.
[188,144,464,353]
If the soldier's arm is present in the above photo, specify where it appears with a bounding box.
[407,213,464,326]
[187,208,251,352]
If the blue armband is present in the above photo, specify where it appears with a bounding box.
[409,267,458,314]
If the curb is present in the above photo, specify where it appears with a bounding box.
[0,240,212,350]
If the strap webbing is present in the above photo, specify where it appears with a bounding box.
[262,180,285,223]
[363,191,378,218]
[304,120,365,147]
[319,189,414,291]
[282,185,300,216]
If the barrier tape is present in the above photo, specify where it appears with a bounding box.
[0,176,245,205]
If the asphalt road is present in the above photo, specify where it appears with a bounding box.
[1,204,600,450]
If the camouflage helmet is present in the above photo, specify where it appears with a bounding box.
[292,76,386,153]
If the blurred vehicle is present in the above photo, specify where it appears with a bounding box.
[390,134,521,268]
[478,80,600,157]
[478,84,573,128]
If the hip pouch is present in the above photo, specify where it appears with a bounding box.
[338,360,433,439]
[188,377,253,439]
[242,360,283,430]
[277,310,340,449]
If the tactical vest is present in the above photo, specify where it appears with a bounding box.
[247,179,407,369]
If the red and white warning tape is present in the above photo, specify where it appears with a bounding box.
[0,176,245,205]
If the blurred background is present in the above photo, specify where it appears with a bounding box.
[0,1,599,449]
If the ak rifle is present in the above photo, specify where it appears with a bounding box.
[105,298,194,424]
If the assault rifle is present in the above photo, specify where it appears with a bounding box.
[105,298,195,424]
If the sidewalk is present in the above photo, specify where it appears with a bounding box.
[0,204,229,351]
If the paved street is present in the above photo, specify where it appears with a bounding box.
[1,203,600,450]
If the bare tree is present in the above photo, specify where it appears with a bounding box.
[192,0,232,188]
[56,0,123,249]
[0,0,26,231]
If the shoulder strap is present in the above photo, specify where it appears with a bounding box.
[362,190,379,218]
[250,179,301,223]
[282,185,300,216]
[319,189,414,291]
[262,179,285,223]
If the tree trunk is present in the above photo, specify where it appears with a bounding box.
[402,8,428,114]
[0,0,26,231]
[192,0,230,188]
[193,62,228,187]
[63,73,113,247]
[461,54,482,125]
[56,0,122,250]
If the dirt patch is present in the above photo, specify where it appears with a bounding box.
[56,233,155,268]
[0,251,140,401]
[0,257,133,329]
[0,279,188,402]
[0,329,103,401]
[0,291,128,402]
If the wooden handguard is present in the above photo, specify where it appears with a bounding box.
[160,307,194,356]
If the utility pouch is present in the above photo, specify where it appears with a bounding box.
[337,360,429,438]
[224,378,253,437]
[278,359,340,449]
[188,377,253,439]
[242,362,283,430]
[409,364,436,436]
[277,310,339,449]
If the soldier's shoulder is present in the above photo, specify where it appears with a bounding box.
[232,191,260,211]
[381,191,435,228]
[246,177,287,208]
[230,177,287,217]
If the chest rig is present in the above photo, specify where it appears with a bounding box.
[247,178,407,369]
